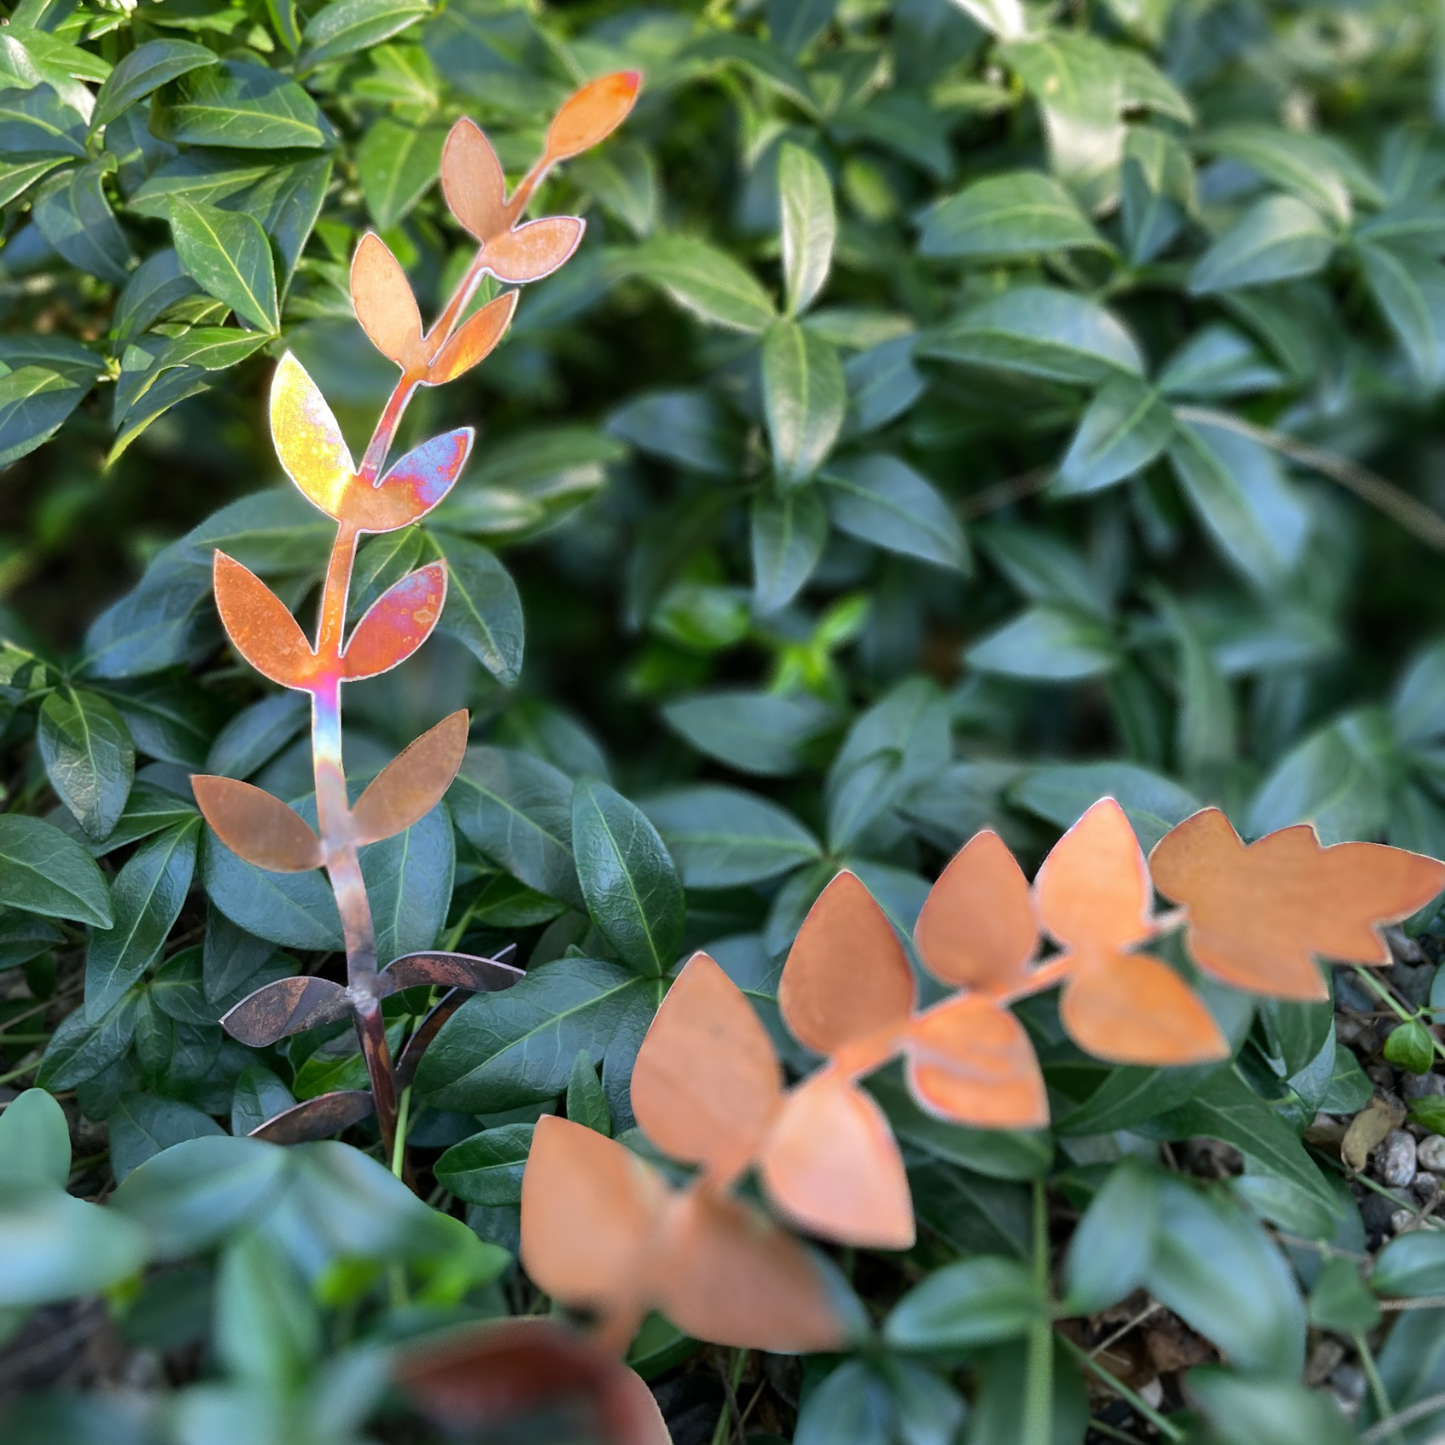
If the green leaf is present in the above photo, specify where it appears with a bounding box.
[0,363,92,466]
[1384,1019,1435,1073]
[231,1066,296,1137]
[31,159,135,285]
[842,335,925,437]
[607,390,741,478]
[38,686,135,841]
[427,532,524,686]
[1157,324,1284,399]
[1189,195,1335,295]
[356,113,446,230]
[572,779,684,976]
[821,453,967,570]
[152,60,332,150]
[0,154,67,207]
[91,39,216,132]
[967,605,1119,681]
[0,814,112,927]
[169,197,278,333]
[1202,125,1380,224]
[0,1187,148,1307]
[943,0,1025,38]
[640,785,821,889]
[1121,127,1192,264]
[751,486,829,614]
[85,819,199,1021]
[450,746,583,909]
[663,690,838,777]
[1010,761,1200,851]
[920,172,1105,259]
[1154,1066,1339,1220]
[1166,418,1309,587]
[434,1121,534,1205]
[768,0,837,56]
[0,1089,71,1187]
[414,955,662,1112]
[925,286,1143,384]
[778,143,835,317]
[298,0,430,70]
[1372,1231,1445,1298]
[1356,239,1445,387]
[109,1093,224,1183]
[885,1257,1040,1350]
[215,1229,320,1391]
[37,991,138,1090]
[1309,1255,1381,1333]
[762,319,846,486]
[1063,1158,1160,1313]
[1055,377,1174,496]
[566,1051,611,1135]
[0,83,86,156]
[633,236,776,334]
[1186,1369,1357,1445]
[1146,1177,1306,1376]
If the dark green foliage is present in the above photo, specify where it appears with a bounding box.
[3,0,1445,1441]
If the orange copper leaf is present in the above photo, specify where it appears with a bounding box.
[352,709,470,847]
[544,71,642,164]
[1060,950,1229,1066]
[394,1319,672,1445]
[345,427,473,533]
[1150,807,1445,1001]
[441,117,508,245]
[342,560,447,681]
[1034,797,1155,955]
[426,291,518,387]
[482,216,584,285]
[351,232,424,371]
[779,870,915,1062]
[191,774,322,873]
[270,353,356,520]
[213,550,316,690]
[520,1117,849,1355]
[759,1073,915,1250]
[903,994,1049,1129]
[520,1115,662,1338]
[220,975,350,1048]
[630,951,783,1184]
[914,829,1038,993]
[654,1186,850,1353]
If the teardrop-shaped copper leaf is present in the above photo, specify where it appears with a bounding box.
[442,116,508,243]
[544,71,642,164]
[353,710,471,845]
[386,946,525,992]
[213,550,317,691]
[482,217,584,285]
[270,353,356,520]
[221,975,351,1047]
[346,429,473,533]
[342,561,447,681]
[352,232,424,371]
[192,774,323,872]
[426,291,518,386]
[249,1090,374,1143]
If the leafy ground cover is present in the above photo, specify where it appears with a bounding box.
[4,0,1445,1442]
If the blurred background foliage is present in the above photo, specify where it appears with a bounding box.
[6,0,1445,1441]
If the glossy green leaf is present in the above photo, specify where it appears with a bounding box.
[0,83,86,156]
[751,485,829,614]
[32,160,135,285]
[0,1187,148,1307]
[169,198,279,333]
[821,453,967,570]
[427,531,524,686]
[85,819,199,1021]
[634,236,776,334]
[762,319,847,487]
[778,143,835,317]
[1186,1369,1356,1445]
[434,1121,534,1205]
[109,1093,224,1183]
[1189,195,1335,295]
[357,113,446,230]
[920,172,1104,259]
[967,605,1119,681]
[38,686,136,841]
[152,61,332,150]
[0,1089,71,1187]
[91,39,216,132]
[662,690,838,777]
[572,778,684,976]
[641,785,821,888]
[0,814,112,927]
[1063,1158,1160,1314]
[566,1051,611,1135]
[1055,377,1174,495]
[885,1257,1040,1350]
[1202,124,1379,224]
[298,0,430,71]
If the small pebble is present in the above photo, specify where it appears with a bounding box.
[1383,959,1435,1007]
[1385,927,1425,964]
[1331,1364,1367,1403]
[1419,1134,1445,1172]
[1403,1070,1445,1099]
[1380,1129,1419,1188]
[1391,1207,1417,1233]
[1367,1062,1399,1090]
[1336,1016,1367,1046]
[1413,1171,1439,1203]
[1361,1193,1398,1236]
[1139,1380,1164,1408]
